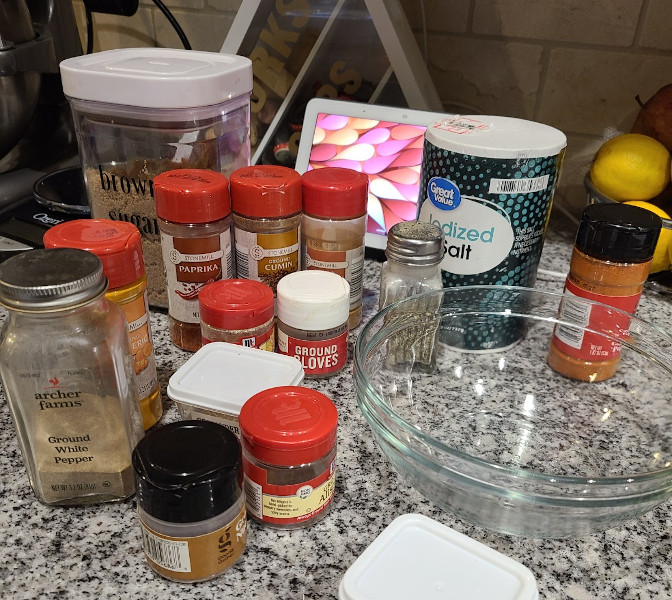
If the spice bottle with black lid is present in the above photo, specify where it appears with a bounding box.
[132,420,247,583]
[548,202,661,382]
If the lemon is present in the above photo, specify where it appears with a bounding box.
[590,133,671,201]
[624,200,671,273]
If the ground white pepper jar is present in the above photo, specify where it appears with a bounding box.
[300,167,368,330]
[276,270,350,378]
[0,248,144,506]
[133,420,247,583]
[238,386,337,529]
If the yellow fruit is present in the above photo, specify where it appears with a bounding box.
[624,200,671,273]
[590,133,671,201]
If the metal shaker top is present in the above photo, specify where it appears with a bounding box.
[385,221,445,266]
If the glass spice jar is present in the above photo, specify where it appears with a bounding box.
[154,169,235,352]
[300,167,368,330]
[133,420,247,583]
[276,270,350,378]
[43,218,162,430]
[238,386,337,529]
[0,248,144,506]
[199,279,275,350]
[229,165,302,297]
[548,202,661,382]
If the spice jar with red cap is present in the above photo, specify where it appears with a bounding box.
[301,167,368,329]
[238,386,338,529]
[199,278,275,351]
[43,218,162,430]
[154,169,234,352]
[229,165,302,296]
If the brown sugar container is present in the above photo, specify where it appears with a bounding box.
[548,202,661,381]
[154,169,234,352]
[229,165,302,297]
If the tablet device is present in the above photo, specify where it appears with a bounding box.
[294,98,446,251]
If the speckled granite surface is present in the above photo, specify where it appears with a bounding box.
[1,222,672,599]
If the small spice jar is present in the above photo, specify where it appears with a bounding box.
[229,165,302,295]
[132,420,247,583]
[199,279,275,350]
[276,270,350,378]
[154,169,235,352]
[548,202,661,382]
[0,248,144,506]
[43,218,162,430]
[379,220,445,310]
[238,386,337,529]
[301,167,368,330]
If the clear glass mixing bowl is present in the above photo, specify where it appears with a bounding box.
[353,285,672,538]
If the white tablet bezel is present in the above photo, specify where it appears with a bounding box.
[295,98,446,250]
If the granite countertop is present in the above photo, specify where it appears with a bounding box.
[2,221,672,599]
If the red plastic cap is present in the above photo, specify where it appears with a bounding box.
[199,279,274,330]
[43,218,144,289]
[301,167,368,218]
[230,165,302,218]
[239,386,338,466]
[154,169,230,224]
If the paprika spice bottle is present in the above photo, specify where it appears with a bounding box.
[300,167,368,329]
[548,202,661,382]
[154,169,234,352]
[43,219,163,430]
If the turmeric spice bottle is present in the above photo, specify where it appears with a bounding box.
[548,202,661,381]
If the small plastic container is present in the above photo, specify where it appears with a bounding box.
[59,48,252,309]
[167,342,304,437]
[339,514,538,600]
[238,386,338,529]
[132,420,247,583]
[199,279,275,351]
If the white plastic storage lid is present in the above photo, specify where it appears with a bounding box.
[425,114,566,159]
[277,270,350,330]
[167,342,304,414]
[60,48,253,109]
[339,514,539,600]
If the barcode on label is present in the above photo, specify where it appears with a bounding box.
[554,323,585,349]
[141,527,191,572]
[236,249,249,278]
[350,261,363,299]
[555,296,591,349]
[243,476,263,519]
[488,175,549,194]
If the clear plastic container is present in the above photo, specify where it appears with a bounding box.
[60,48,252,309]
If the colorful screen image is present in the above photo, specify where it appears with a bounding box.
[306,113,427,240]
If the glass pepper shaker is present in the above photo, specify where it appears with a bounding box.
[379,221,445,309]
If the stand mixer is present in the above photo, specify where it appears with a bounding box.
[0,0,82,206]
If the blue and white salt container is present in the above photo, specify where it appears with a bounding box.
[417,115,566,350]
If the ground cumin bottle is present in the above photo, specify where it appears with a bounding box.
[43,219,162,430]
[301,167,368,329]
[548,203,661,382]
[229,165,302,296]
[154,169,234,352]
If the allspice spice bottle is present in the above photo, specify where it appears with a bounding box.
[548,202,661,382]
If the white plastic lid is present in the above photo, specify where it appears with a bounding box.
[276,271,350,330]
[425,115,566,159]
[167,342,304,414]
[339,514,539,600]
[60,48,252,109]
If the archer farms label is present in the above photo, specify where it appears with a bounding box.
[418,116,566,289]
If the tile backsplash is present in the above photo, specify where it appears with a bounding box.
[70,0,672,223]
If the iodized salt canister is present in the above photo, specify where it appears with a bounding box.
[417,115,566,350]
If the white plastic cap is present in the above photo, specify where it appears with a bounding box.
[425,115,566,159]
[277,271,350,330]
[339,514,539,600]
[60,48,252,108]
[167,342,304,414]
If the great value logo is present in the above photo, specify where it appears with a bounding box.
[427,177,461,210]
